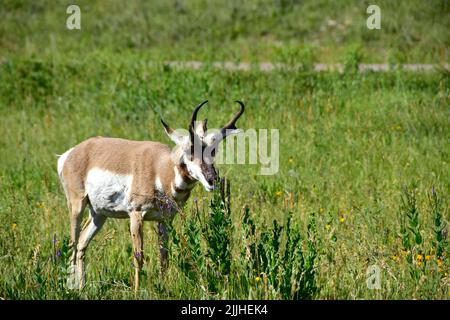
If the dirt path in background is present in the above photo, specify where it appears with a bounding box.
[165,61,449,72]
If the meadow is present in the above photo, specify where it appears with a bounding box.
[0,0,449,299]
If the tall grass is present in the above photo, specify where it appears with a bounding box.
[0,1,449,299]
[0,57,448,298]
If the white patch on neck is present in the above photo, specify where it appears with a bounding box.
[155,176,163,192]
[174,166,190,190]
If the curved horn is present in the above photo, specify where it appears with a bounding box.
[221,100,245,132]
[189,100,208,139]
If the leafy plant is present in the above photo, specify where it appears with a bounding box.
[429,187,447,260]
[203,178,233,293]
[399,185,424,279]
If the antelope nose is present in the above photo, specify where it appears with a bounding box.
[207,177,215,186]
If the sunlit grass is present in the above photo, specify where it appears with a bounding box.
[0,54,448,299]
[0,0,448,299]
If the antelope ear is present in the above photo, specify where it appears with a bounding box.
[161,118,189,145]
[220,128,242,139]
[204,128,242,148]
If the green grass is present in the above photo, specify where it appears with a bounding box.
[0,1,449,299]
[0,0,449,63]
[0,55,448,299]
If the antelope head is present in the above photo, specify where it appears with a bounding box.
[161,100,245,192]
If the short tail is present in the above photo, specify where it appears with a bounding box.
[57,148,74,177]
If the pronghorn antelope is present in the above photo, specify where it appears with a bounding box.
[57,100,244,291]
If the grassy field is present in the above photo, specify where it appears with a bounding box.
[1,0,449,63]
[0,1,449,299]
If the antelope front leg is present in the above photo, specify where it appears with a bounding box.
[130,211,144,292]
[158,222,169,274]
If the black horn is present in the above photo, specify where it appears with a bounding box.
[220,100,245,134]
[189,100,208,140]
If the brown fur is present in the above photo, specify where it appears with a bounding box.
[60,136,199,291]
[61,136,196,210]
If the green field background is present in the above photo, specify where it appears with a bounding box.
[0,0,448,299]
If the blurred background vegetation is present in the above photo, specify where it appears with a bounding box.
[0,0,448,299]
[0,0,449,63]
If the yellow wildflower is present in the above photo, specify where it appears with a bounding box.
[288,157,294,164]
[12,222,17,230]
[275,191,283,197]
[325,224,331,230]
[255,276,261,283]
[339,216,345,223]
[417,254,424,262]
[437,258,443,267]
[425,255,432,261]
[392,255,399,262]
[319,208,324,214]
[401,249,409,256]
